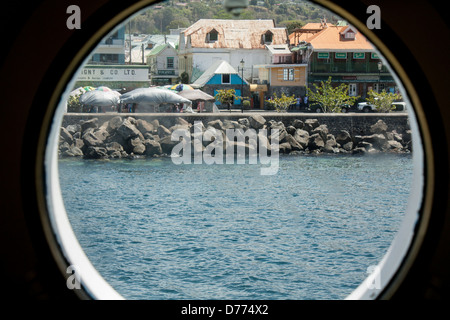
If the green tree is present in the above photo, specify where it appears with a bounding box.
[67,94,83,113]
[280,20,304,34]
[366,89,402,112]
[214,89,241,111]
[306,77,359,113]
[180,72,189,84]
[266,93,296,113]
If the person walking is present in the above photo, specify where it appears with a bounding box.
[296,96,302,110]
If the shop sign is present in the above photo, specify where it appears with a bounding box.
[158,70,175,75]
[77,66,148,82]
[335,52,347,59]
[317,52,330,59]
[353,52,365,59]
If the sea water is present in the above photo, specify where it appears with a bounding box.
[58,153,413,300]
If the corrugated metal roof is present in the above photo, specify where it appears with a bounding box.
[182,19,287,49]
[306,26,374,51]
[289,22,334,45]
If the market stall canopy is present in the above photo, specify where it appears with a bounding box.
[79,90,121,107]
[170,83,194,92]
[177,89,215,101]
[120,87,192,106]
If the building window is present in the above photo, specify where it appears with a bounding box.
[374,83,385,92]
[283,68,294,81]
[207,30,218,43]
[222,74,230,84]
[99,54,119,63]
[167,57,174,69]
[262,31,273,44]
[345,31,355,39]
[349,83,357,96]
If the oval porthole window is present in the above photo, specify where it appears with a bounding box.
[43,0,428,301]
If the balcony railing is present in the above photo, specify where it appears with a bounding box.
[310,61,389,74]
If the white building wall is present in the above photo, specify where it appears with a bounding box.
[189,48,271,80]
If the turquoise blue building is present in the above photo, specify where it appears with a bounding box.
[192,60,248,106]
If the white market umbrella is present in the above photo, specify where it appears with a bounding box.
[120,87,191,106]
[177,89,215,101]
[79,90,121,107]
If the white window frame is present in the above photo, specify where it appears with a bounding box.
[283,68,294,81]
[167,57,174,69]
[349,83,357,96]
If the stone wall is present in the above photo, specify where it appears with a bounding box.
[58,113,412,159]
[61,113,410,137]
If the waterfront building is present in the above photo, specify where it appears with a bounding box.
[191,60,248,107]
[254,43,308,109]
[74,64,150,91]
[147,43,180,86]
[178,19,288,84]
[291,22,397,98]
[89,26,126,64]
[72,26,150,90]
[125,33,180,65]
[289,20,334,46]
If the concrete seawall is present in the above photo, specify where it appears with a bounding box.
[61,112,410,137]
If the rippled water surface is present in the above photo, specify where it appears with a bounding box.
[59,154,413,299]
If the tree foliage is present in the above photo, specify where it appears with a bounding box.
[306,76,359,113]
[127,0,338,34]
[366,89,402,113]
[67,94,83,113]
[214,89,241,109]
[266,93,296,112]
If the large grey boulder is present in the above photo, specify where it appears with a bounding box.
[135,119,154,135]
[117,119,141,140]
[60,127,73,145]
[248,114,266,129]
[308,133,325,150]
[293,129,310,148]
[84,146,108,159]
[107,116,123,133]
[311,124,329,143]
[144,140,162,156]
[80,118,98,133]
[335,130,352,146]
[304,119,320,133]
[370,119,388,135]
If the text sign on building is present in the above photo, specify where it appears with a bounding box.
[158,70,175,75]
[371,52,379,59]
[335,52,347,59]
[77,66,148,82]
[317,52,330,59]
[353,52,365,59]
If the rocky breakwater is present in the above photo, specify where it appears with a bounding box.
[58,115,412,159]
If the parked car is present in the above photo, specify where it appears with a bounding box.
[357,101,407,113]
[340,103,358,113]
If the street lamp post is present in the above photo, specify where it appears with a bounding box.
[240,59,244,113]
[377,61,382,93]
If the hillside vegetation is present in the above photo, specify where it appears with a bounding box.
[128,0,340,35]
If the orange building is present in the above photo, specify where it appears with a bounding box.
[292,23,397,98]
